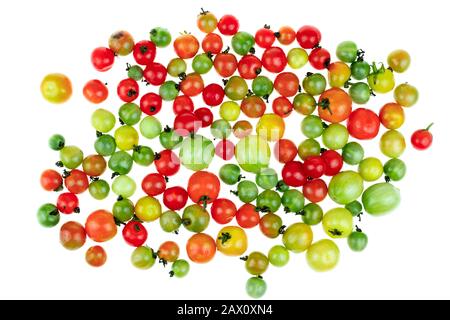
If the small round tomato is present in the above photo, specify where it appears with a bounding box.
[187,171,220,205]
[82,154,106,177]
[255,25,276,48]
[259,213,283,239]
[224,76,248,100]
[323,208,353,238]
[122,221,148,247]
[274,139,297,164]
[282,161,307,187]
[241,96,266,118]
[245,252,269,275]
[303,179,328,203]
[379,103,405,129]
[180,73,204,97]
[163,186,188,211]
[277,26,296,45]
[214,51,238,77]
[328,62,351,88]
[57,193,79,214]
[303,156,326,178]
[287,48,308,69]
[140,92,163,116]
[411,124,433,150]
[307,239,340,272]
[309,47,330,70]
[85,210,117,243]
[154,150,181,176]
[217,14,239,35]
[296,25,321,49]
[133,40,156,65]
[216,226,247,256]
[91,47,115,72]
[368,66,395,94]
[256,113,285,142]
[135,196,161,222]
[60,221,86,250]
[182,204,210,233]
[211,198,237,224]
[186,233,216,263]
[174,34,199,59]
[174,111,201,136]
[282,223,313,253]
[274,72,299,97]
[388,49,410,73]
[37,203,60,228]
[347,108,380,140]
[202,83,224,106]
[262,47,287,73]
[83,80,108,104]
[321,150,344,176]
[380,130,406,158]
[173,95,194,115]
[141,173,166,196]
[143,62,167,86]
[158,241,180,263]
[86,246,107,267]
[41,169,63,191]
[394,83,419,107]
[238,55,262,80]
[318,88,352,123]
[236,203,260,229]
[202,33,223,54]
[194,107,214,128]
[117,78,139,103]
[41,73,72,104]
[64,169,89,194]
[108,30,134,56]
[272,96,293,118]
[233,120,253,138]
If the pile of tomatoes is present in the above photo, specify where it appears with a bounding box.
[39,10,432,298]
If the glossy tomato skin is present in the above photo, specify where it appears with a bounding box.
[211,198,237,224]
[303,179,328,203]
[174,111,201,136]
[163,186,188,211]
[154,150,180,176]
[318,88,352,123]
[214,53,238,77]
[122,221,148,247]
[64,169,89,194]
[85,246,107,267]
[143,62,167,86]
[255,27,276,48]
[218,15,239,35]
[173,95,194,115]
[194,108,214,128]
[309,47,330,70]
[180,73,204,97]
[85,210,117,243]
[240,96,266,118]
[274,72,299,97]
[277,26,296,45]
[174,34,199,59]
[40,169,63,191]
[296,25,321,49]
[186,233,216,263]
[187,171,220,204]
[133,40,156,65]
[202,83,225,106]
[303,156,326,178]
[282,161,307,187]
[262,47,287,73]
[411,126,433,150]
[57,193,79,214]
[140,92,162,115]
[238,55,262,79]
[117,78,139,103]
[236,203,260,229]
[202,33,223,54]
[321,150,344,176]
[83,80,108,104]
[272,96,293,118]
[91,47,115,72]
[347,108,380,140]
[60,221,86,250]
[274,139,297,163]
[141,173,166,196]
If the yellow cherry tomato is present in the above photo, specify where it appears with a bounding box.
[394,83,419,107]
[114,125,139,151]
[379,103,405,129]
[135,196,162,222]
[387,49,410,73]
[219,101,240,121]
[328,62,351,88]
[368,66,395,94]
[256,113,285,142]
[40,73,72,104]
[216,226,248,256]
[358,157,384,182]
[380,129,406,158]
[287,48,308,69]
[282,223,313,253]
[322,208,353,238]
[306,239,340,272]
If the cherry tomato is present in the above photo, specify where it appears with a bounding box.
[233,120,253,138]
[162,186,188,211]
[85,210,117,243]
[296,25,321,49]
[143,62,167,86]
[214,51,238,77]
[158,241,180,263]
[154,150,180,176]
[368,66,395,94]
[411,124,433,150]
[282,161,307,187]
[309,47,330,70]
[277,26,296,45]
[241,96,266,118]
[174,111,201,136]
[236,203,260,229]
[85,246,107,267]
[202,33,223,54]
[140,92,162,116]
[174,34,199,59]
[133,40,156,65]
[91,47,115,72]
[274,139,297,163]
[180,73,204,96]
[122,221,148,247]
[108,30,134,56]
[117,78,139,103]
[83,80,108,104]
[388,49,410,73]
[262,47,287,73]
[194,108,214,128]
[274,72,299,97]
[256,113,285,142]
[259,213,283,239]
[60,221,86,250]
[347,108,380,140]
[272,96,293,118]
[57,193,79,214]
[303,179,328,203]
[217,226,248,256]
[187,171,220,205]
[217,15,239,35]
[211,198,237,224]
[141,173,166,196]
[186,233,216,263]
[318,88,352,123]
[282,223,313,253]
[380,130,406,158]
[238,55,262,79]
[394,83,419,107]
[173,95,194,115]
[41,73,72,104]
[82,154,106,177]
[321,150,344,176]
[64,169,89,194]
[225,76,248,100]
[379,103,405,130]
[255,26,275,48]
[202,83,225,106]
[40,169,63,191]
[328,62,351,88]
[303,156,326,178]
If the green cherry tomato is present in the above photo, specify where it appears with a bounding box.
[348,230,368,252]
[336,41,358,63]
[246,277,267,299]
[281,189,305,213]
[287,48,308,69]
[301,115,324,138]
[192,53,213,74]
[131,246,156,270]
[256,190,281,213]
[349,82,371,104]
[345,200,363,217]
[235,135,271,174]
[358,157,384,182]
[167,58,187,77]
[219,101,241,121]
[322,124,349,150]
[140,116,162,139]
[282,223,313,253]
[276,180,289,192]
[322,207,353,238]
[259,213,283,239]
[252,76,274,97]
[380,130,406,158]
[113,198,134,223]
[236,180,259,203]
[182,204,210,233]
[60,146,83,169]
[306,239,340,272]
[268,245,290,267]
[225,76,248,101]
[170,259,190,278]
[293,93,316,115]
[48,134,65,151]
[394,83,419,107]
[132,146,154,166]
[89,179,110,200]
[256,168,278,190]
[40,73,72,104]
[387,49,410,73]
[160,210,182,233]
[368,66,395,94]
[114,125,139,151]
[219,164,242,185]
[37,203,60,227]
[232,32,255,56]
[211,119,232,139]
[350,61,370,80]
[245,252,269,275]
[179,134,214,171]
[384,158,406,181]
[298,138,321,160]
[127,65,143,81]
[91,108,116,133]
[119,103,142,126]
[159,126,182,150]
[108,151,133,175]
[301,203,323,225]
[159,81,179,101]
[150,27,172,47]
[342,142,364,165]
[328,171,364,205]
[112,175,136,198]
[95,134,116,156]
[362,183,400,215]
[302,73,326,96]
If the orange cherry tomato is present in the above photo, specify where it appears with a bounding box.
[83,80,108,104]
[240,96,266,118]
[180,73,204,96]
[85,210,117,243]
[186,233,216,263]
[379,102,405,129]
[158,241,180,263]
[277,26,296,45]
[174,34,199,59]
[328,62,351,88]
[318,88,352,123]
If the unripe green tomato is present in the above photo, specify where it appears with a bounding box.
[256,168,278,190]
[328,171,364,205]
[245,252,269,275]
[348,231,368,252]
[301,203,323,225]
[345,200,363,217]
[113,199,134,223]
[298,138,321,160]
[293,93,316,115]
[252,76,273,97]
[268,245,290,267]
[108,151,133,175]
[167,58,187,77]
[91,108,116,133]
[349,82,371,104]
[342,142,364,165]
[160,210,182,233]
[358,157,384,182]
[322,208,353,238]
[48,134,65,151]
[301,115,324,138]
[287,48,308,69]
[384,158,406,181]
[225,76,248,101]
[350,61,370,80]
[159,81,179,101]
[246,277,267,299]
[94,134,116,156]
[140,116,162,139]
[394,83,419,107]
[37,203,60,227]
[60,146,84,169]
[306,239,340,272]
[219,164,242,185]
[131,246,156,270]
[322,124,349,150]
[170,259,190,278]
[282,223,313,253]
[387,49,410,73]
[302,73,326,96]
[89,179,110,200]
[119,103,142,126]
[336,41,358,63]
[236,180,259,203]
[112,175,136,198]
[219,101,240,121]
[127,65,143,81]
[231,32,255,56]
[380,130,406,158]
[150,27,172,48]
[192,53,213,74]
[211,119,232,139]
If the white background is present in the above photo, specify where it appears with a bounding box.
[0,0,449,300]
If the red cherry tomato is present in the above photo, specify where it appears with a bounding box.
[174,34,200,59]
[309,47,331,70]
[296,25,321,49]
[117,78,139,103]
[174,111,202,136]
[140,92,162,115]
[202,33,223,54]
[411,124,434,150]
[255,26,276,49]
[282,161,307,187]
[303,179,328,203]
[347,108,380,140]
[303,156,326,178]
[163,186,188,211]
[262,47,287,73]
[40,169,63,191]
[214,52,238,77]
[240,96,266,118]
[211,198,237,224]
[321,150,343,176]
[60,221,86,250]
[143,62,167,86]
[215,140,235,160]
[236,203,260,229]
[141,173,167,196]
[187,171,220,205]
[272,96,293,118]
[173,95,194,115]
[83,80,108,104]
[122,221,148,247]
[274,139,297,163]
[180,73,204,97]
[194,108,214,128]
[57,193,79,214]
[85,210,117,243]
[186,233,216,264]
[133,40,156,65]
[276,26,296,45]
[154,150,180,176]
[217,15,239,36]
[274,72,299,97]
[91,47,115,72]
[64,169,89,194]
[202,83,225,106]
[238,55,262,80]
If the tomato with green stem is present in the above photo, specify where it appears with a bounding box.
[219,164,242,185]
[259,213,283,239]
[182,204,210,233]
[235,180,259,203]
[306,239,339,272]
[132,145,155,166]
[170,259,190,278]
[214,50,238,77]
[282,223,313,253]
[131,246,156,269]
[231,32,255,56]
[318,88,352,123]
[113,198,134,223]
[150,27,171,47]
[41,73,72,104]
[384,158,406,181]
[281,189,305,213]
[268,245,290,267]
[187,171,220,205]
[348,227,368,252]
[95,134,116,156]
[351,60,370,80]
[345,201,363,217]
[112,175,136,198]
[246,277,267,299]
[322,208,353,238]
[89,179,110,200]
[216,226,248,256]
[197,9,217,33]
[256,190,281,213]
[368,63,395,94]
[411,123,433,150]
[160,210,182,233]
[167,58,187,77]
[122,221,148,247]
[252,76,273,97]
[192,53,213,74]
[48,134,65,151]
[302,73,326,96]
[158,241,180,263]
[37,203,60,227]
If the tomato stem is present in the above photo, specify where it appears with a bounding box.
[230,190,239,196]
[356,49,365,62]
[199,7,209,15]
[329,228,343,236]
[159,258,168,267]
[278,225,286,235]
[273,31,280,38]
[55,161,64,168]
[154,152,161,160]
[132,215,143,223]
[111,172,120,179]
[218,232,232,245]
[74,207,80,214]
[114,217,125,227]
[169,271,175,277]
[425,123,434,131]
[54,184,64,192]
[49,209,59,216]
[119,118,125,125]
[62,170,70,179]
[182,218,191,226]
[296,210,305,216]
[117,195,124,201]
[318,98,333,115]
[240,256,248,261]
[384,175,391,183]
[96,131,103,138]
[222,46,230,54]
[284,207,291,213]
[355,225,362,233]
[199,195,210,208]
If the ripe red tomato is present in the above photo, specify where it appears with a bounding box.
[174,34,199,59]
[277,26,296,45]
[140,92,162,115]
[122,221,148,247]
[215,140,235,160]
[85,210,117,243]
[411,124,433,150]
[241,96,266,118]
[40,169,63,191]
[321,150,343,176]
[143,62,167,86]
[347,108,380,140]
[117,78,139,103]
[202,83,225,106]
[211,198,237,224]
[303,179,328,203]
[217,15,239,35]
[133,40,156,65]
[57,193,79,214]
[173,95,194,115]
[236,203,260,229]
[272,96,293,118]
[214,52,238,77]
[274,72,299,97]
[180,73,204,96]
[309,47,331,70]
[303,156,326,178]
[194,108,214,128]
[202,33,223,54]
[83,80,108,104]
[238,55,262,79]
[91,47,115,72]
[282,161,307,187]
[187,171,220,205]
[60,221,86,250]
[186,233,216,263]
[64,169,89,194]
[262,47,287,73]
[158,241,180,263]
[274,139,297,163]
[318,88,352,123]
[174,111,202,136]
[255,26,276,48]
[141,173,167,196]
[154,150,180,176]
[296,25,321,49]
[163,186,188,211]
